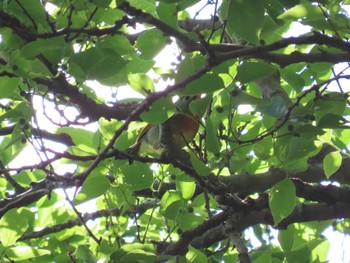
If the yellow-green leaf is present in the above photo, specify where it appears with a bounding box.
[323,151,342,179]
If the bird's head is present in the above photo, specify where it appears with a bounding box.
[174,95,201,113]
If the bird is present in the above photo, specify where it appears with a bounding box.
[127,95,201,155]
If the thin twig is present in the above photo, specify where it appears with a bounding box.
[0,161,26,194]
[62,187,101,244]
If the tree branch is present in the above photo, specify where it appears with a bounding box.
[18,201,154,241]
[185,201,350,251]
[160,208,232,255]
[0,125,74,146]
[35,74,141,121]
[253,51,350,67]
[118,2,200,52]
[0,175,76,218]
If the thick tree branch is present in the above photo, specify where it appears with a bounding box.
[253,51,350,67]
[220,157,350,196]
[158,190,350,254]
[215,32,350,57]
[178,201,350,252]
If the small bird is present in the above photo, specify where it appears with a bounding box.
[127,95,201,155]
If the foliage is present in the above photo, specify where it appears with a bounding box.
[0,0,350,262]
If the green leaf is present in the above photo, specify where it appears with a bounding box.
[70,47,127,81]
[120,249,157,261]
[253,250,272,263]
[100,118,123,141]
[0,209,28,247]
[127,58,155,73]
[21,37,69,64]
[27,58,54,78]
[136,30,168,59]
[0,28,24,51]
[180,73,225,95]
[157,2,177,26]
[0,125,28,165]
[205,118,221,155]
[318,113,348,128]
[226,0,265,44]
[176,55,205,82]
[314,92,346,121]
[333,129,350,151]
[158,0,181,3]
[311,239,329,262]
[253,137,273,160]
[12,170,46,186]
[0,77,19,98]
[121,161,153,191]
[73,245,98,263]
[177,0,201,10]
[282,68,305,92]
[275,136,317,162]
[237,62,276,83]
[280,0,300,8]
[269,178,296,225]
[116,132,137,151]
[176,173,195,200]
[57,127,98,153]
[186,246,208,263]
[230,89,262,106]
[278,3,326,21]
[128,0,157,14]
[278,224,295,252]
[140,96,175,124]
[111,244,157,262]
[179,213,204,231]
[98,35,135,55]
[160,190,184,219]
[5,0,48,29]
[309,62,333,74]
[95,9,125,25]
[292,236,321,251]
[189,95,211,118]
[5,246,50,260]
[323,151,342,179]
[128,73,155,95]
[74,169,110,205]
[229,155,250,173]
[256,95,289,118]
[9,56,31,78]
[190,153,211,176]
[0,101,32,122]
[93,0,112,8]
